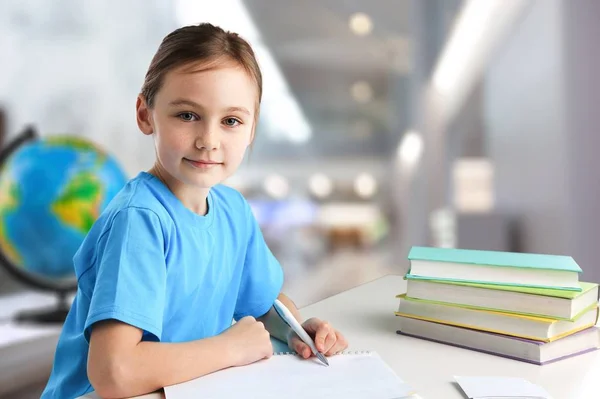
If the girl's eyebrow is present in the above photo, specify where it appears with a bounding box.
[169,99,251,116]
[225,107,251,116]
[169,98,201,108]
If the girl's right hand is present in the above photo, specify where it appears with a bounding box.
[221,316,273,367]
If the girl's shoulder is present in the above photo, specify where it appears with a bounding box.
[99,173,176,228]
[210,184,251,217]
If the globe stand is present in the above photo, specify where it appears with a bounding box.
[15,291,71,325]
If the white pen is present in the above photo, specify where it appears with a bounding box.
[273,299,329,366]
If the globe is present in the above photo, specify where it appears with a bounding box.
[0,128,128,319]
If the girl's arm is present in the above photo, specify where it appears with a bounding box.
[88,316,271,399]
[259,293,349,358]
[257,292,302,343]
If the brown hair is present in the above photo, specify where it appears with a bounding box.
[140,23,263,118]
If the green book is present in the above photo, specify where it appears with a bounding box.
[403,278,599,320]
[414,279,597,299]
[406,246,582,291]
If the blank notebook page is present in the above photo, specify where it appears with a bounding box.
[164,351,415,399]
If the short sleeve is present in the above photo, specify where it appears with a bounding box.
[84,207,167,342]
[234,202,284,320]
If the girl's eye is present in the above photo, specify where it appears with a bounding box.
[224,117,241,127]
[178,112,197,122]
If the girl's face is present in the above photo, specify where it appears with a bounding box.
[137,62,257,192]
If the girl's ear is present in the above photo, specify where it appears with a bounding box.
[136,95,154,135]
[248,118,257,146]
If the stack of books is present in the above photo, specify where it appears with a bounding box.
[395,246,600,365]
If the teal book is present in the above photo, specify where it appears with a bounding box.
[408,246,582,272]
[406,246,582,291]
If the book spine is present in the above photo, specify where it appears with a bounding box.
[405,274,581,291]
[396,330,542,365]
[396,330,599,366]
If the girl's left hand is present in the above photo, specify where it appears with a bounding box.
[287,317,348,358]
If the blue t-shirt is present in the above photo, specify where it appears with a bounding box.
[41,172,284,399]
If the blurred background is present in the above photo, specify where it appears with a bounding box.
[1,0,600,397]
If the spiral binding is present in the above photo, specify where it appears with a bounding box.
[274,350,372,356]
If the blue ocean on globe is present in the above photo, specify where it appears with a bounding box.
[0,136,128,278]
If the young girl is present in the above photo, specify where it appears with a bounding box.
[42,23,348,399]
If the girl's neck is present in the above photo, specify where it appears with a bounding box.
[148,164,210,216]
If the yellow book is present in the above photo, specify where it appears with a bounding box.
[395,294,598,342]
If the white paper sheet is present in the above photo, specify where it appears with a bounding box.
[165,351,416,399]
[455,376,551,398]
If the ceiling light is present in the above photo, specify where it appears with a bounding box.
[354,173,377,199]
[397,130,424,169]
[308,173,333,199]
[351,81,373,104]
[431,0,529,108]
[263,174,289,199]
[349,12,373,36]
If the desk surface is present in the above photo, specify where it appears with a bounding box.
[76,275,600,398]
[302,274,600,399]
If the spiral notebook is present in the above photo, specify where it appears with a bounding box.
[164,350,417,399]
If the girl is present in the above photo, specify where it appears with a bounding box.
[42,23,347,399]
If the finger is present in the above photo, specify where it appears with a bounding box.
[291,337,312,359]
[314,323,330,353]
[300,318,321,334]
[265,339,274,359]
[323,330,336,353]
[325,331,348,356]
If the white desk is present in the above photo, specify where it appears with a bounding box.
[302,275,600,399]
[0,292,62,397]
[77,275,600,398]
